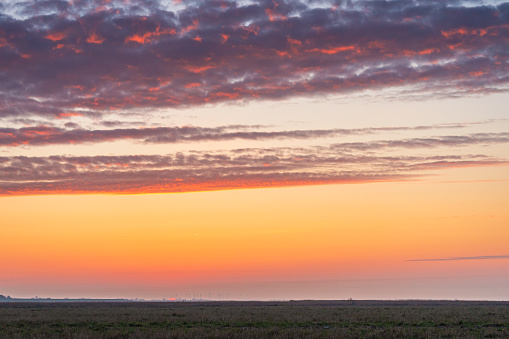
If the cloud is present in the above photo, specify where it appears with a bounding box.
[0,138,506,195]
[408,255,509,261]
[330,132,509,151]
[1,1,507,196]
[0,0,507,119]
[0,122,484,147]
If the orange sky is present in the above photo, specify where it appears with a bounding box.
[2,165,508,300]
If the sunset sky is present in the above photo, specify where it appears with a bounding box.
[1,0,508,301]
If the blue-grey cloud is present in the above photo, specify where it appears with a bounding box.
[408,255,509,261]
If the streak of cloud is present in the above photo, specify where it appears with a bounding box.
[330,133,509,151]
[0,122,484,147]
[408,255,509,261]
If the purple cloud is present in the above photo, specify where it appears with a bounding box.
[0,0,507,120]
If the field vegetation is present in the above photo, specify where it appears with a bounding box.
[1,300,508,338]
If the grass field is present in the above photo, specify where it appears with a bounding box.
[1,300,508,338]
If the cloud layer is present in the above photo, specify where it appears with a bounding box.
[1,132,507,195]
[1,1,508,195]
[0,0,508,119]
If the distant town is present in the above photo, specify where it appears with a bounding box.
[0,294,207,303]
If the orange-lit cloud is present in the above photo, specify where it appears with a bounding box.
[179,19,199,34]
[55,112,84,119]
[86,32,105,44]
[125,26,176,44]
[265,8,287,22]
[44,32,67,41]
[307,45,356,55]
[184,65,215,73]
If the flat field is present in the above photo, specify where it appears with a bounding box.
[1,300,508,338]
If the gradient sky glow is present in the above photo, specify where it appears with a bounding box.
[1,0,509,300]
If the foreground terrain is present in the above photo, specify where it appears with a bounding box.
[1,300,508,338]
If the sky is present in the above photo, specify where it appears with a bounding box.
[1,0,508,300]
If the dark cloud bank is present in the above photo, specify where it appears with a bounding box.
[0,0,508,119]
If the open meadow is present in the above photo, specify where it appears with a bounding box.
[1,300,508,338]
